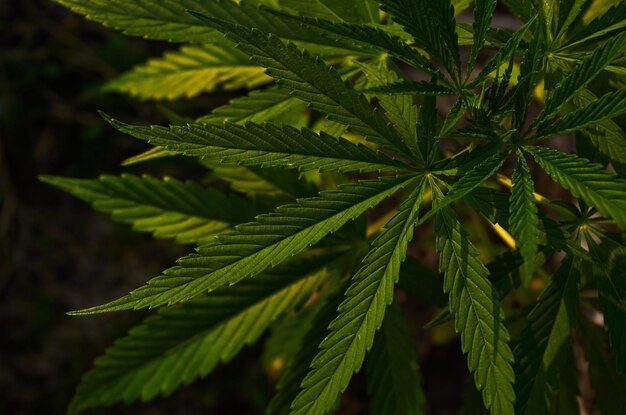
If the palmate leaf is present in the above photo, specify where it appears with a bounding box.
[514,257,580,415]
[435,202,515,415]
[106,44,270,100]
[380,0,461,80]
[290,180,426,415]
[542,32,626,118]
[535,87,626,139]
[68,256,333,414]
[104,115,410,174]
[366,81,456,96]
[40,174,258,245]
[266,12,440,76]
[509,152,539,285]
[366,303,426,415]
[194,15,413,157]
[524,145,626,229]
[72,175,419,314]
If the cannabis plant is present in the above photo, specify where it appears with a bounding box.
[44,0,626,413]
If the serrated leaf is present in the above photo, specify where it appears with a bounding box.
[205,162,316,204]
[542,33,626,118]
[565,3,626,46]
[105,115,410,174]
[279,0,379,23]
[571,89,626,175]
[514,257,580,415]
[509,152,539,285]
[421,151,508,224]
[469,0,498,71]
[56,0,366,54]
[198,86,305,124]
[355,60,420,157]
[68,257,332,414]
[267,287,345,415]
[265,12,440,76]
[524,145,626,229]
[72,175,419,314]
[380,0,461,79]
[535,88,626,139]
[106,44,270,100]
[366,81,456,96]
[440,97,468,136]
[289,180,426,415]
[40,174,258,245]
[193,14,413,157]
[367,304,426,415]
[54,0,225,43]
[435,202,515,415]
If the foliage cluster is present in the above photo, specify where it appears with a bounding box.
[45,0,626,413]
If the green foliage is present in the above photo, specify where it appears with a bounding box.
[47,1,626,414]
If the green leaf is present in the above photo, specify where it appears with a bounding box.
[198,87,304,124]
[55,0,366,54]
[356,60,419,155]
[380,0,461,79]
[206,163,316,204]
[267,287,345,415]
[105,115,410,174]
[106,44,269,100]
[500,0,537,22]
[265,12,440,76]
[514,257,580,415]
[422,151,508,224]
[535,87,626,139]
[565,3,626,46]
[68,257,331,414]
[542,33,626,118]
[472,17,536,86]
[367,304,426,415]
[571,89,626,175]
[193,14,413,157]
[290,180,426,415]
[279,0,379,23]
[598,255,626,375]
[509,152,539,285]
[554,0,586,41]
[435,202,515,415]
[40,174,258,245]
[524,145,626,229]
[440,97,468,136]
[469,0,497,71]
[54,0,225,43]
[71,175,419,314]
[512,33,543,131]
[366,81,456,96]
